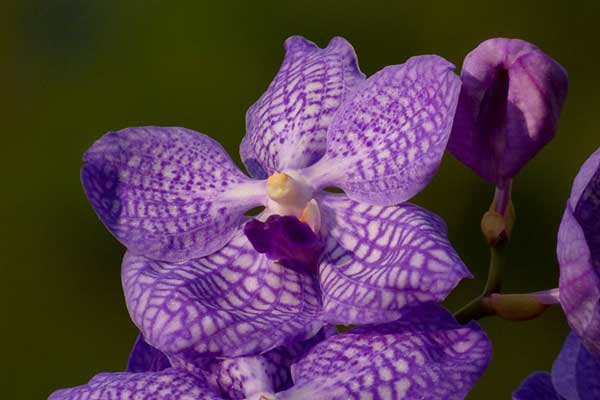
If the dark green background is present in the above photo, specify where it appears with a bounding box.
[5,1,600,398]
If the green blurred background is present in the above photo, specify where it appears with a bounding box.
[4,0,600,398]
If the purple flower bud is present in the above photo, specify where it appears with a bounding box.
[244,215,323,274]
[448,38,568,185]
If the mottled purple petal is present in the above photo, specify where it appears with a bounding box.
[244,215,323,274]
[448,38,568,184]
[557,207,600,359]
[260,325,338,392]
[171,326,336,399]
[122,231,324,360]
[318,194,470,324]
[126,333,171,373]
[302,55,461,206]
[558,148,600,360]
[241,36,365,176]
[48,368,224,400]
[513,372,563,400]
[569,147,600,210]
[278,304,491,400]
[551,333,600,399]
[214,356,277,399]
[82,126,266,262]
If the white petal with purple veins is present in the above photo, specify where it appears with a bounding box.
[277,304,491,400]
[302,55,461,205]
[82,126,266,262]
[241,36,365,176]
[48,368,225,400]
[122,231,324,359]
[318,194,470,324]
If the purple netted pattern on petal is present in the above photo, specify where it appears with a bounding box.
[244,215,323,274]
[513,372,563,400]
[214,356,276,399]
[48,368,225,400]
[122,231,324,359]
[241,36,365,176]
[260,325,338,392]
[82,126,266,262]
[126,333,171,372]
[278,304,491,400]
[303,55,461,206]
[558,147,600,359]
[551,333,600,399]
[171,326,335,399]
[448,38,568,184]
[318,194,470,324]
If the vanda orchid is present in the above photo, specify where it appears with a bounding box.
[50,34,594,400]
[80,36,470,359]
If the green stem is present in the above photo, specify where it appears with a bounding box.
[454,295,490,324]
[454,243,507,324]
[483,244,505,296]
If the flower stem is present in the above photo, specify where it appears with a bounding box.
[453,295,492,324]
[483,245,505,296]
[454,245,506,324]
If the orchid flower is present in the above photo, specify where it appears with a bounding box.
[82,36,471,360]
[50,305,491,400]
[513,333,600,400]
[557,146,600,359]
[512,146,600,399]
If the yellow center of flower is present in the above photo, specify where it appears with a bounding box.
[265,172,320,232]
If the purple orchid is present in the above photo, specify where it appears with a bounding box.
[448,38,568,187]
[50,304,492,400]
[82,36,471,360]
[513,333,600,400]
[512,146,600,400]
[557,146,600,360]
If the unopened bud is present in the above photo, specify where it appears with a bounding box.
[481,199,515,246]
[481,210,506,246]
[482,293,549,321]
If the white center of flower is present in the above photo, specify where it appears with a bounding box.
[265,172,321,232]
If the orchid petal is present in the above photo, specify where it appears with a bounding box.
[278,304,491,400]
[551,333,600,399]
[126,333,171,373]
[82,126,266,262]
[568,147,600,210]
[214,356,276,399]
[558,147,600,360]
[170,326,335,399]
[241,36,365,177]
[122,231,324,360]
[557,207,600,359]
[318,194,470,324]
[448,38,568,184]
[302,55,461,205]
[513,372,563,400]
[48,368,224,400]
